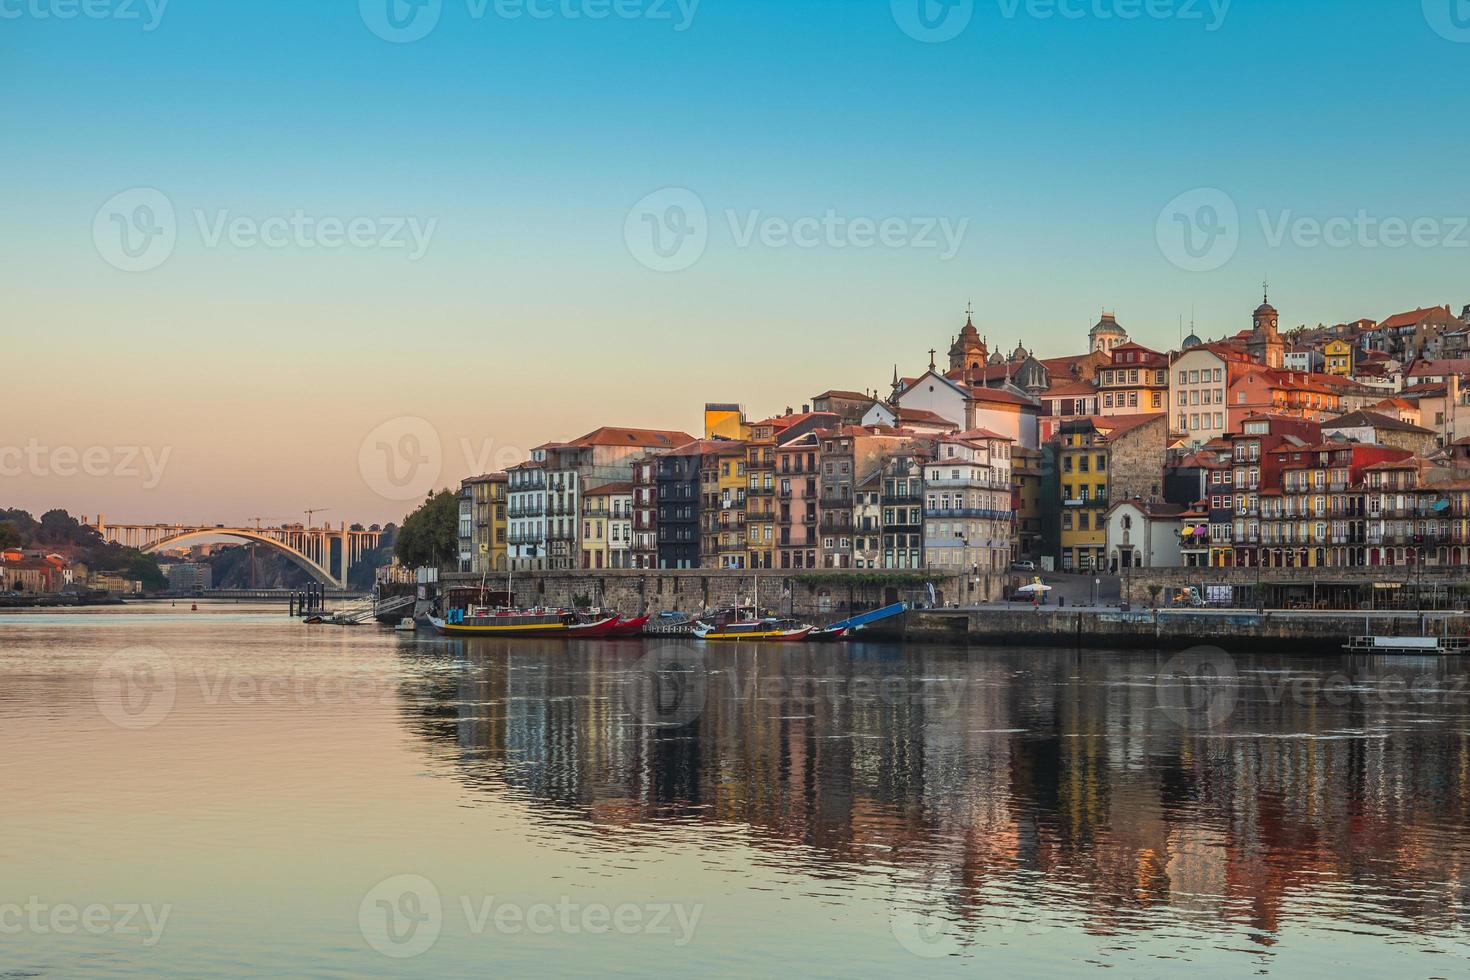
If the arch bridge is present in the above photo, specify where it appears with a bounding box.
[88,519,383,589]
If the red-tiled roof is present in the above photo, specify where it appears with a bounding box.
[896,407,955,426]
[570,426,696,448]
[1043,380,1097,398]
[968,387,1038,407]
[1323,410,1435,435]
[1406,358,1470,377]
[1379,306,1455,330]
[584,481,635,495]
[952,427,1012,442]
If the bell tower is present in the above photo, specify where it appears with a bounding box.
[1248,281,1284,368]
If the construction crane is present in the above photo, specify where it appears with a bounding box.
[304,507,330,528]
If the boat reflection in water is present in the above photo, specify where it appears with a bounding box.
[396,638,1470,962]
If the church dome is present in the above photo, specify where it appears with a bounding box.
[1090,312,1126,338]
[1182,332,1202,349]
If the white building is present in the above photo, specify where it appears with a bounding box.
[1170,346,1235,445]
[892,370,1040,449]
[506,459,547,571]
[1105,500,1186,569]
[922,430,1015,580]
[606,485,633,569]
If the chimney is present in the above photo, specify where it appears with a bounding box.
[802,404,810,414]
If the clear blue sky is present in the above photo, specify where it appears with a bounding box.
[3,0,1468,522]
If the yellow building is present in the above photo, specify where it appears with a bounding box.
[745,420,782,569]
[1058,421,1108,573]
[464,473,508,573]
[704,403,750,441]
[1323,339,1354,376]
[581,483,617,570]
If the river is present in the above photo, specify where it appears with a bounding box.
[2,602,1468,976]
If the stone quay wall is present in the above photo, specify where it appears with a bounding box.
[907,607,1470,654]
[441,568,1015,617]
[1118,566,1470,605]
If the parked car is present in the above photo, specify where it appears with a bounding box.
[1012,560,1036,571]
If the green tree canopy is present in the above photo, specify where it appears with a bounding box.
[394,491,459,570]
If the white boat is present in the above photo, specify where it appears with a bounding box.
[1343,634,1470,655]
[394,617,416,632]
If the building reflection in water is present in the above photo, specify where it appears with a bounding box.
[396,639,1470,950]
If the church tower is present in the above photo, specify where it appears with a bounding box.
[947,305,989,372]
[1089,312,1128,355]
[1248,284,1284,368]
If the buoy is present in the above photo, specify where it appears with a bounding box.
[191,603,198,611]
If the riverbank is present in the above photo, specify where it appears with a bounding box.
[903,607,1470,654]
[0,594,126,608]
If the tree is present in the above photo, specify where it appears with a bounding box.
[0,521,21,549]
[395,491,459,570]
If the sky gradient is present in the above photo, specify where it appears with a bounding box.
[3,0,1469,525]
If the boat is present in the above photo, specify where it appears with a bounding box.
[394,617,416,632]
[1343,634,1470,655]
[694,618,814,642]
[429,606,580,636]
[606,614,651,637]
[809,601,910,641]
[645,611,700,636]
[567,615,621,638]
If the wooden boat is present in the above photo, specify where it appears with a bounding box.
[606,614,651,637]
[567,615,621,638]
[807,625,850,642]
[429,606,578,636]
[694,618,814,642]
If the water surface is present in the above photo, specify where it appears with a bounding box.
[3,602,1468,976]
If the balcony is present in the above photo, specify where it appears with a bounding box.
[924,477,1011,491]
[747,486,774,497]
[925,508,1014,521]
[1063,497,1107,508]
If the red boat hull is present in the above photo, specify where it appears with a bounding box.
[566,615,621,638]
[606,614,650,637]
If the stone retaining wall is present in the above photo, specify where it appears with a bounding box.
[442,568,1009,617]
[907,607,1470,654]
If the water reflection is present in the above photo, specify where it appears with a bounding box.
[400,639,1470,954]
